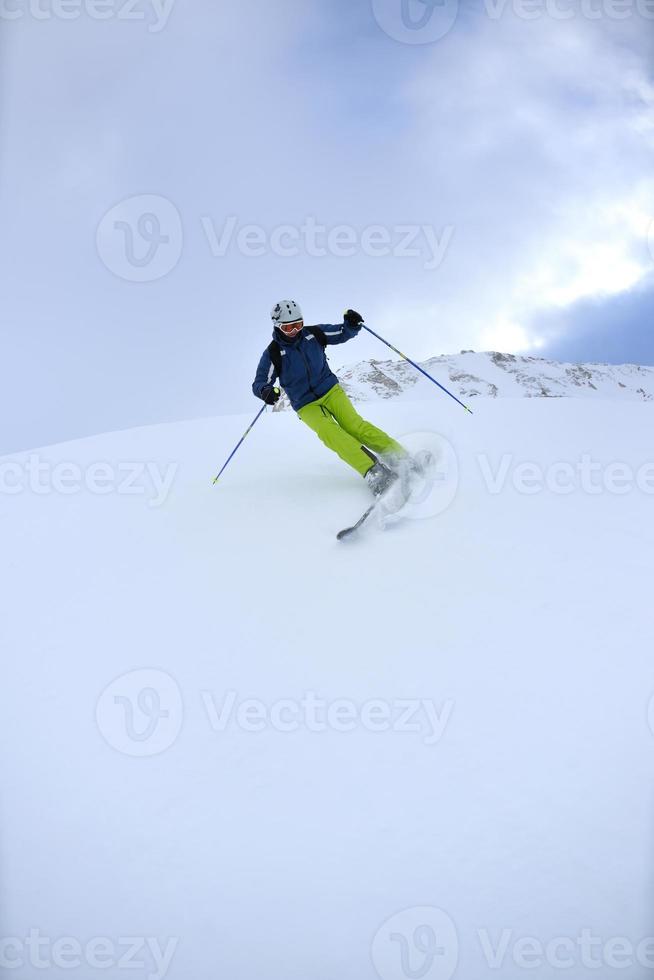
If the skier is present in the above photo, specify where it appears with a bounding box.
[252,300,407,497]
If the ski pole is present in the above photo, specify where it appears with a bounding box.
[212,398,274,485]
[362,325,473,415]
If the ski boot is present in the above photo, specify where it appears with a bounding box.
[364,461,398,498]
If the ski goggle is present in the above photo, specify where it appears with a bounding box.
[279,320,303,337]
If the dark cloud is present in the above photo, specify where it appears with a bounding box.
[532,276,654,366]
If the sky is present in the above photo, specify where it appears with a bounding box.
[1,0,653,453]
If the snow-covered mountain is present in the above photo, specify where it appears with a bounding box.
[2,395,654,979]
[276,350,654,410]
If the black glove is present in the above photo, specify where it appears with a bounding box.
[344,309,364,328]
[261,385,280,406]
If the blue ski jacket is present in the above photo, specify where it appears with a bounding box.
[252,321,362,412]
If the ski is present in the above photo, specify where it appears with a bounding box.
[337,473,408,542]
[336,451,436,542]
[336,503,377,541]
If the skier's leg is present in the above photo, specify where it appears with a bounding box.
[297,400,374,476]
[322,385,407,459]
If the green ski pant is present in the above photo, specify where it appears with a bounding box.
[297,384,406,477]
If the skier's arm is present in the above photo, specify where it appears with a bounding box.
[252,349,278,401]
[318,311,364,346]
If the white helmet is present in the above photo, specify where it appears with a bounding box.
[271,299,303,325]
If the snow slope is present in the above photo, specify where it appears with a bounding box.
[2,395,654,980]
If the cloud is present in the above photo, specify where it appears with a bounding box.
[370,13,654,359]
[533,275,654,366]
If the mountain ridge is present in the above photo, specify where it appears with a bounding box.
[276,350,654,410]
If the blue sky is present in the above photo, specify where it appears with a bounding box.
[1,0,653,452]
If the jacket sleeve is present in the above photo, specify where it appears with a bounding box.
[252,348,277,400]
[316,321,362,346]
